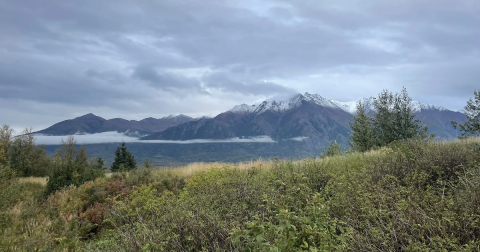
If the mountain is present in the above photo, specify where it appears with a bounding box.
[35,113,195,136]
[142,93,354,147]
[142,93,467,147]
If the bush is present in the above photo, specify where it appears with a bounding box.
[321,140,346,158]
[9,128,51,177]
[3,138,480,251]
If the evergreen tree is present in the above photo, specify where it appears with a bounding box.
[452,89,480,138]
[91,157,106,171]
[372,87,429,146]
[372,89,395,146]
[391,88,429,141]
[111,142,136,172]
[349,101,376,152]
[349,87,430,152]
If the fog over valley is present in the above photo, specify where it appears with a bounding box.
[33,132,278,145]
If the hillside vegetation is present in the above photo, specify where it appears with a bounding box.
[1,138,480,251]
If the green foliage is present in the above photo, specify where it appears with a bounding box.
[373,87,429,145]
[111,142,136,172]
[44,136,104,196]
[0,164,17,213]
[321,140,346,158]
[349,101,376,152]
[91,157,106,171]
[0,124,13,166]
[8,128,50,177]
[350,87,430,152]
[452,89,480,138]
[142,158,154,169]
[3,138,480,251]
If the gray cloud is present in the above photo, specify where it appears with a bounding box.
[131,64,202,92]
[1,0,479,130]
[202,71,296,95]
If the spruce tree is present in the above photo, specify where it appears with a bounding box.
[111,142,136,172]
[91,157,106,170]
[372,87,429,146]
[349,101,376,152]
[391,87,429,141]
[349,87,430,152]
[452,89,480,138]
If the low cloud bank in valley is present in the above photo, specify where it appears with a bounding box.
[34,132,277,145]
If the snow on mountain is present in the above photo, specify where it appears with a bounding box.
[410,101,447,112]
[230,92,346,114]
[333,100,361,114]
[333,98,447,114]
[230,93,449,115]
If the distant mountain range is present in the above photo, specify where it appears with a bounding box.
[35,114,196,137]
[36,93,467,148]
[142,93,466,147]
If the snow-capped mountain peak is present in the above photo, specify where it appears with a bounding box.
[332,97,447,114]
[229,92,341,114]
[229,93,450,115]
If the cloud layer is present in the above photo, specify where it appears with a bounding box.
[34,132,276,145]
[1,0,479,131]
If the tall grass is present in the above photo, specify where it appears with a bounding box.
[18,177,47,186]
[156,158,274,178]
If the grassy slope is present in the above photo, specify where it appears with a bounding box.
[2,138,480,251]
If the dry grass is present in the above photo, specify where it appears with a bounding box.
[155,158,275,178]
[8,203,23,216]
[18,177,47,186]
[15,137,480,187]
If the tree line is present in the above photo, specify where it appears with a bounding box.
[0,127,139,196]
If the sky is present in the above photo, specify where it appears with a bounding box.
[1,0,479,133]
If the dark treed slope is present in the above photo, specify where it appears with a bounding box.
[35,113,195,136]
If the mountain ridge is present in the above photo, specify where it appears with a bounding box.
[35,114,197,136]
[36,92,467,147]
[142,93,466,145]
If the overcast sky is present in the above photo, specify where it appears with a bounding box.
[1,0,479,133]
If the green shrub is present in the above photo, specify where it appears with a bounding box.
[3,137,480,251]
[321,140,346,158]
